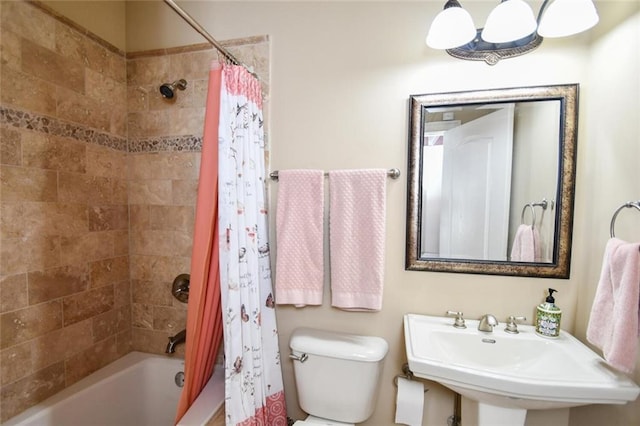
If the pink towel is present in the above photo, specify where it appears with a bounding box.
[329,169,387,311]
[510,224,541,262]
[275,170,324,307]
[587,238,640,373]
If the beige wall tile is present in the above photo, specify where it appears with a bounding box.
[127,108,204,138]
[113,279,131,308]
[89,256,129,289]
[1,202,58,239]
[56,87,111,132]
[148,205,194,232]
[0,362,65,423]
[128,179,173,205]
[131,327,176,356]
[0,1,56,51]
[0,67,57,116]
[64,336,118,386]
[0,300,62,349]
[22,133,86,173]
[0,165,57,202]
[21,39,84,94]
[30,320,93,371]
[132,279,173,306]
[132,302,154,329]
[129,152,199,180]
[127,85,149,112]
[172,179,199,206]
[0,342,32,385]
[153,305,187,334]
[115,329,132,357]
[60,232,114,266]
[0,28,22,73]
[169,50,214,82]
[56,203,89,236]
[88,205,128,232]
[57,171,88,204]
[112,230,130,256]
[0,274,28,313]
[27,264,89,305]
[0,236,60,276]
[62,285,114,326]
[0,127,22,166]
[126,56,170,86]
[130,229,192,257]
[129,254,190,283]
[86,145,127,178]
[92,305,131,342]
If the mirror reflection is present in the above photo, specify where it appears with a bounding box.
[406,85,578,278]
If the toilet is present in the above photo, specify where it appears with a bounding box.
[289,327,389,425]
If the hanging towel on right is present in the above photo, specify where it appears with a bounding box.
[329,169,387,311]
[587,238,640,374]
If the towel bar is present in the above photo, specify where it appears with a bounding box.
[269,168,401,181]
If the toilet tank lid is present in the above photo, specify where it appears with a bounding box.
[289,327,389,362]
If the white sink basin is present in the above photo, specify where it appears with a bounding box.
[404,313,639,424]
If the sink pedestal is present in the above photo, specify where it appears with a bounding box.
[478,403,526,426]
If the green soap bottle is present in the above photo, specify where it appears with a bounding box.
[535,288,561,338]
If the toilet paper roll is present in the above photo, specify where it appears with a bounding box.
[394,377,424,426]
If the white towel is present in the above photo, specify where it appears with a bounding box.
[275,170,324,307]
[510,224,541,262]
[587,238,640,373]
[329,169,387,311]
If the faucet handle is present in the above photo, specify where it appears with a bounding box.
[505,316,527,334]
[446,311,466,329]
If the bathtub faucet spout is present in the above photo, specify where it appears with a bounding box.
[166,329,186,354]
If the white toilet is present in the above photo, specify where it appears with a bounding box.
[289,327,389,425]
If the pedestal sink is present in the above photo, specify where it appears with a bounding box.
[404,313,639,426]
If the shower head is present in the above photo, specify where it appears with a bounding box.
[160,79,187,99]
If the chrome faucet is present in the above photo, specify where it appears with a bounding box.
[478,314,499,332]
[166,329,186,354]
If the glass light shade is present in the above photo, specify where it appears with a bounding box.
[426,6,477,49]
[481,0,537,43]
[538,0,599,38]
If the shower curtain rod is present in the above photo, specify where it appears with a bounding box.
[163,0,256,77]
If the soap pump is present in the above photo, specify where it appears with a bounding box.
[535,288,562,338]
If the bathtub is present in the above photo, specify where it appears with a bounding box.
[3,352,224,426]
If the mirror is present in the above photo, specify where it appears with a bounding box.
[406,84,578,278]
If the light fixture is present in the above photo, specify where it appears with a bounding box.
[426,0,599,65]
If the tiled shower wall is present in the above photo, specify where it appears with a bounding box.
[0,0,269,421]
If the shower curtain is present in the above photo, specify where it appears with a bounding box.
[175,62,224,424]
[218,65,286,425]
[176,62,285,425]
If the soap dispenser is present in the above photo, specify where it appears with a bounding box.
[535,288,562,338]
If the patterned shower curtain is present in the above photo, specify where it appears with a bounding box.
[218,64,287,425]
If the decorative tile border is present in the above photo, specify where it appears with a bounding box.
[128,135,202,153]
[0,106,128,151]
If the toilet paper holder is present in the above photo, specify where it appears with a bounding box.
[394,363,428,393]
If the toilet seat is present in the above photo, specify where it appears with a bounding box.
[293,415,354,426]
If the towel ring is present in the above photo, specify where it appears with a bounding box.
[610,201,640,238]
[521,204,537,230]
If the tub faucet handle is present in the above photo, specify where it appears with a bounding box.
[504,316,527,334]
[446,310,466,329]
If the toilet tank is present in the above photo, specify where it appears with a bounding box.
[289,327,389,423]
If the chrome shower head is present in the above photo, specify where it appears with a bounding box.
[160,79,187,99]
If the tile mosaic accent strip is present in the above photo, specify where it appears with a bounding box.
[1,106,127,151]
[128,135,202,153]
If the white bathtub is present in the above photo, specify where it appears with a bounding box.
[3,352,224,426]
